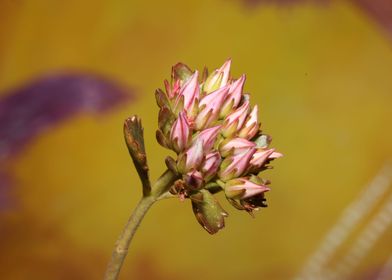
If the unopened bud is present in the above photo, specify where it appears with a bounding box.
[222,100,250,138]
[250,148,283,168]
[196,86,229,129]
[201,152,221,182]
[224,177,270,200]
[177,138,204,173]
[170,112,192,153]
[184,170,204,190]
[194,125,221,152]
[220,74,246,117]
[219,137,256,157]
[219,147,256,181]
[202,59,231,93]
[238,105,259,140]
[174,71,200,117]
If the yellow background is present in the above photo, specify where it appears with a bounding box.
[1,0,392,279]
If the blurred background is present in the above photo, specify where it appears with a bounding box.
[1,0,392,279]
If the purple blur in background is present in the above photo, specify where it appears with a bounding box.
[0,73,133,161]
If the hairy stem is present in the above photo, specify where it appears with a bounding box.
[104,169,178,280]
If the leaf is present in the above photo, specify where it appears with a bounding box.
[191,190,228,235]
[124,116,151,196]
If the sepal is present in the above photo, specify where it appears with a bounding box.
[155,88,170,109]
[172,63,193,85]
[158,107,176,136]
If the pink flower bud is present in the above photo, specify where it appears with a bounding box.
[194,125,221,152]
[271,151,283,159]
[177,138,204,173]
[225,178,270,199]
[219,147,256,181]
[175,71,200,115]
[201,152,221,182]
[184,170,204,190]
[203,59,231,93]
[250,148,283,168]
[196,86,229,129]
[203,71,223,94]
[219,138,256,158]
[221,100,250,138]
[220,74,246,117]
[217,59,231,87]
[238,105,259,139]
[170,112,192,153]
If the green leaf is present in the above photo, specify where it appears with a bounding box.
[124,116,151,196]
[191,190,228,235]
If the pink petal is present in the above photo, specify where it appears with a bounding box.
[170,112,191,152]
[185,139,204,170]
[224,100,250,130]
[250,148,275,167]
[270,151,283,159]
[220,138,256,156]
[199,85,229,108]
[228,179,270,199]
[201,152,221,181]
[227,74,246,108]
[218,59,232,87]
[196,125,221,151]
[220,148,256,180]
[178,71,199,111]
[184,170,204,189]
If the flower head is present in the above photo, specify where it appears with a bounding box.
[155,59,282,234]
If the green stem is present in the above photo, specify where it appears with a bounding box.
[104,169,178,280]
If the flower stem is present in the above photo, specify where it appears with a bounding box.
[104,196,155,280]
[104,169,178,280]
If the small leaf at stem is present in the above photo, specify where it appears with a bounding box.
[191,189,228,234]
[124,115,151,196]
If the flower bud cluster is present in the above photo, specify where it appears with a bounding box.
[155,59,282,234]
